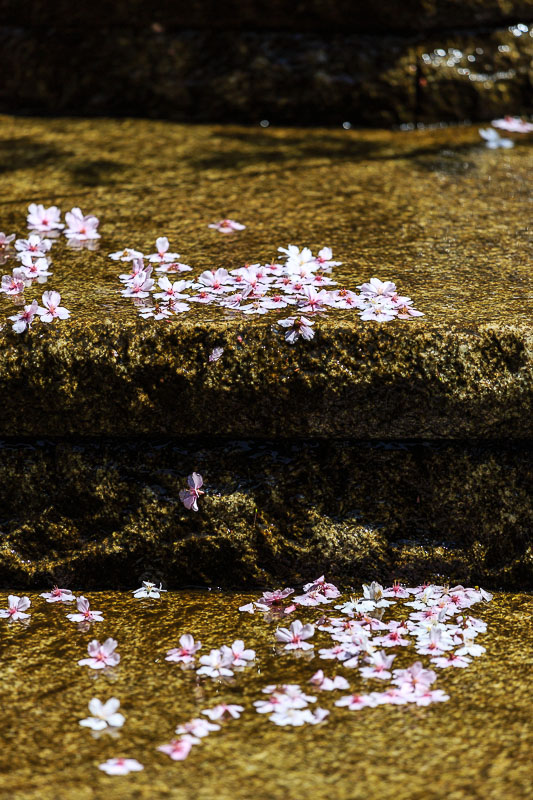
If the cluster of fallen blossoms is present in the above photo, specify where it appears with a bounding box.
[1,575,492,774]
[113,238,423,339]
[0,204,99,332]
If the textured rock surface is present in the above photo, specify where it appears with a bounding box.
[0,439,531,590]
[0,116,532,439]
[1,591,532,800]
[1,23,533,123]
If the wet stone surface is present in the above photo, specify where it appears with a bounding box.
[0,116,532,439]
[0,439,531,591]
[0,590,532,800]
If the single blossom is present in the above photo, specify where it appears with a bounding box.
[157,738,193,761]
[202,704,244,720]
[309,670,350,691]
[79,697,125,730]
[37,291,70,323]
[275,619,315,651]
[492,116,533,133]
[148,237,181,263]
[221,640,255,666]
[179,472,204,511]
[132,581,167,599]
[9,300,39,333]
[67,596,104,622]
[165,634,202,664]
[109,247,144,261]
[359,651,396,680]
[196,648,234,678]
[358,278,397,298]
[238,602,255,614]
[78,638,120,669]
[209,346,224,363]
[0,595,31,621]
[64,207,101,240]
[98,758,143,775]
[479,128,514,149]
[277,316,315,343]
[0,232,15,249]
[1,269,25,296]
[18,253,53,280]
[335,693,378,710]
[40,586,75,603]
[15,234,52,258]
[208,219,246,233]
[27,204,64,232]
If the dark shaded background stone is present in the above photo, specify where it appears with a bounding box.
[0,439,531,590]
[1,0,533,33]
[1,21,533,123]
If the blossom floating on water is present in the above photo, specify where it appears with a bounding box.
[98,758,143,775]
[79,697,125,730]
[221,639,255,666]
[40,587,75,603]
[37,291,70,323]
[15,234,52,258]
[1,268,25,296]
[27,204,64,232]
[196,648,234,678]
[179,472,204,512]
[202,704,244,720]
[18,253,53,280]
[165,634,202,664]
[492,116,533,133]
[147,237,181,264]
[209,346,224,363]
[0,594,31,621]
[67,596,104,622]
[309,670,350,691]
[208,219,246,233]
[78,638,120,670]
[175,717,221,742]
[479,128,514,149]
[157,738,193,761]
[64,207,101,241]
[9,300,39,333]
[0,232,15,249]
[275,619,315,651]
[132,581,167,599]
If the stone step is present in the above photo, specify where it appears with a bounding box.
[0,116,531,439]
[1,24,533,123]
[0,439,531,590]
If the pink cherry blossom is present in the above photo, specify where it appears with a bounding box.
[18,253,52,280]
[335,693,378,710]
[202,704,244,720]
[15,234,52,258]
[309,670,350,691]
[121,270,154,298]
[79,697,125,730]
[257,588,294,608]
[197,648,234,678]
[357,278,396,298]
[0,232,15,249]
[155,260,193,274]
[157,739,193,761]
[98,758,143,775]
[1,269,25,296]
[40,586,75,603]
[431,653,472,668]
[277,316,315,343]
[154,277,191,301]
[298,286,333,313]
[9,300,39,333]
[221,640,255,666]
[64,207,100,240]
[0,595,31,621]
[175,717,220,741]
[492,116,533,133]
[109,248,144,261]
[238,602,255,614]
[208,219,245,233]
[67,596,103,623]
[27,204,64,232]
[198,268,232,293]
[275,619,315,650]
[359,298,398,323]
[78,638,120,669]
[119,257,147,283]
[410,688,450,706]
[179,472,204,511]
[360,651,396,680]
[165,634,202,664]
[148,237,181,264]
[37,291,70,322]
[392,661,436,691]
